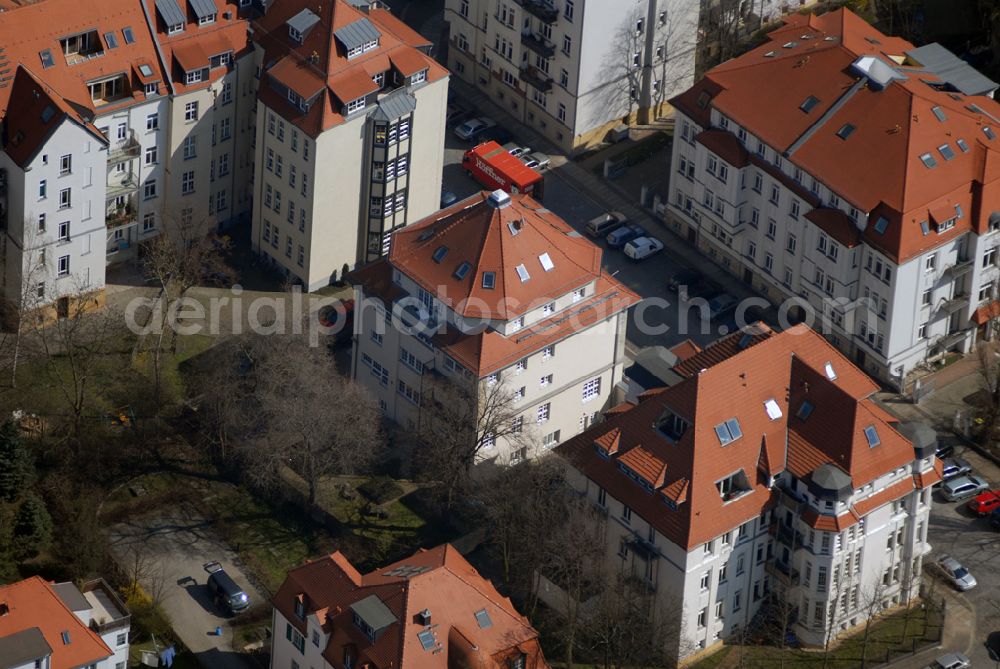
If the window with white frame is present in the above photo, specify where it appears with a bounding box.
[537,403,550,423]
[184,101,198,121]
[582,377,601,402]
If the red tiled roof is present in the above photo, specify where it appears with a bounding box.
[669,339,702,362]
[671,322,775,378]
[273,545,549,669]
[557,325,911,550]
[804,208,862,248]
[0,577,112,669]
[973,299,1000,325]
[914,458,944,488]
[851,478,914,519]
[802,506,857,531]
[618,445,667,487]
[671,7,1000,264]
[696,129,748,168]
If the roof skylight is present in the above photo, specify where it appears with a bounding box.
[139,64,154,77]
[123,27,135,44]
[431,246,448,263]
[105,32,119,49]
[764,399,782,420]
[475,609,493,629]
[40,105,55,124]
[957,138,970,152]
[824,361,837,380]
[453,261,472,280]
[873,216,889,234]
[515,264,530,282]
[714,418,742,446]
[799,95,820,113]
[39,49,54,69]
[796,400,814,420]
[836,123,856,140]
[864,425,880,448]
[938,144,955,161]
[482,271,496,289]
[920,220,930,235]
[919,152,937,168]
[418,630,435,651]
[985,126,996,140]
[539,252,554,272]
[931,106,947,122]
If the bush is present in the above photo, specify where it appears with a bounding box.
[357,476,403,505]
[126,586,176,642]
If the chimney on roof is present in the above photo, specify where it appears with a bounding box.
[418,609,432,626]
[512,218,523,230]
[488,189,511,209]
[310,51,320,64]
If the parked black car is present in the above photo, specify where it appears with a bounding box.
[204,561,251,615]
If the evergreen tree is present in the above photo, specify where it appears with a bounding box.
[0,419,33,502]
[13,494,52,559]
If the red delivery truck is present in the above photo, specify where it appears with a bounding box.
[462,141,545,201]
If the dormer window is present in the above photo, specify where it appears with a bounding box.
[655,410,687,441]
[346,97,366,114]
[198,13,216,25]
[411,69,427,85]
[716,469,751,501]
[168,23,184,34]
[210,52,232,68]
[294,596,306,620]
[185,69,205,84]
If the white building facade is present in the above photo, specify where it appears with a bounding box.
[444,0,698,153]
[351,190,638,464]
[666,8,1000,387]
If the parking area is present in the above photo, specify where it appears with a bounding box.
[442,114,768,355]
[924,436,1000,667]
[109,508,264,669]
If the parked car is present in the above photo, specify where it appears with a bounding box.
[667,268,701,293]
[440,189,459,208]
[935,442,956,459]
[682,278,722,301]
[503,142,531,158]
[204,561,251,614]
[967,489,1000,516]
[940,475,989,502]
[480,125,513,144]
[708,293,739,318]
[623,236,665,260]
[454,117,496,140]
[935,555,977,591]
[940,457,972,481]
[446,102,473,125]
[926,652,971,669]
[521,151,551,170]
[586,211,628,237]
[991,506,1000,529]
[606,224,646,249]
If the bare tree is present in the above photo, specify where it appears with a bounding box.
[414,371,533,514]
[580,577,679,669]
[222,332,384,507]
[858,573,891,666]
[122,542,168,607]
[1,218,51,389]
[139,212,234,408]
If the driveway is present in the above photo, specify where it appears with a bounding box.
[109,508,265,669]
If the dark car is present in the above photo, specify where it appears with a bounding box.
[682,278,722,301]
[204,562,251,615]
[990,507,1000,529]
[606,224,646,249]
[940,457,972,481]
[667,268,701,293]
[440,189,459,208]
[935,442,956,459]
[480,125,514,145]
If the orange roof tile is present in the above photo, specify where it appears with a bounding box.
[618,445,668,487]
[804,208,862,248]
[672,322,775,378]
[557,325,912,550]
[973,299,1000,325]
[669,339,702,362]
[273,545,550,669]
[914,459,944,488]
[0,577,112,669]
[671,7,1000,264]
[851,478,914,518]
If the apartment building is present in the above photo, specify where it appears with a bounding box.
[666,8,1000,387]
[444,0,698,154]
[250,0,448,290]
[350,189,638,464]
[0,0,256,318]
[0,576,131,669]
[556,324,940,662]
[269,544,549,669]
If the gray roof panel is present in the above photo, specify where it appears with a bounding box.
[350,594,396,632]
[155,0,186,27]
[52,582,91,612]
[906,43,998,96]
[0,628,53,668]
[287,8,321,35]
[188,0,217,20]
[334,18,381,52]
[374,89,416,121]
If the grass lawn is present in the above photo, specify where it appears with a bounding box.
[689,605,940,669]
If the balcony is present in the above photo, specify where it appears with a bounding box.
[935,293,969,317]
[937,329,969,349]
[105,195,137,229]
[521,31,555,58]
[106,171,139,200]
[766,559,800,586]
[519,64,553,92]
[108,131,141,164]
[944,257,974,278]
[514,0,558,23]
[774,522,805,549]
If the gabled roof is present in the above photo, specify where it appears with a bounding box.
[0,577,112,669]
[273,545,550,669]
[557,325,913,550]
[671,7,1000,264]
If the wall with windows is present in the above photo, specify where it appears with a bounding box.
[1,119,108,310]
[270,607,332,669]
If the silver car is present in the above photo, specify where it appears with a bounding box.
[940,457,972,481]
[927,652,971,669]
[940,474,988,501]
[520,151,551,170]
[936,556,976,591]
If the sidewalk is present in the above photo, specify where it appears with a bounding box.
[886,590,975,669]
[875,354,986,434]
